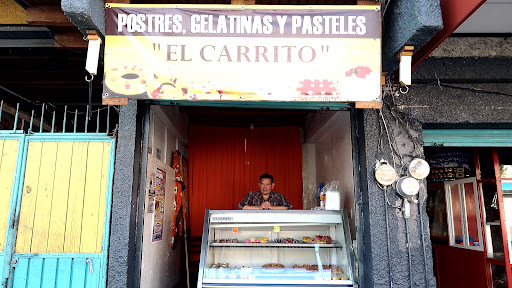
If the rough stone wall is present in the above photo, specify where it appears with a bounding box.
[381,0,443,73]
[359,92,436,288]
[62,0,105,35]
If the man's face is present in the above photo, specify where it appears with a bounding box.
[259,178,275,196]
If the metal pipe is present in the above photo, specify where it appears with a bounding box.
[51,111,56,133]
[13,103,19,131]
[63,105,67,133]
[40,104,45,133]
[85,105,89,132]
[106,105,110,134]
[28,110,34,134]
[96,109,100,133]
[74,109,78,133]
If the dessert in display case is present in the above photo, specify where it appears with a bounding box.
[197,209,356,288]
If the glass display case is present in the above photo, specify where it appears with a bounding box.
[197,209,356,288]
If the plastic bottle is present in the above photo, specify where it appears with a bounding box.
[320,191,326,210]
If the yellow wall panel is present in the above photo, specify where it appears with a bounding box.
[63,142,88,253]
[0,140,19,252]
[14,139,112,255]
[80,142,104,253]
[16,142,43,253]
[0,0,27,24]
[47,142,73,253]
[96,143,111,252]
[30,142,58,253]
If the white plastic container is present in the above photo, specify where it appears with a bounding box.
[325,191,340,210]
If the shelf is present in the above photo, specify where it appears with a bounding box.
[203,277,353,287]
[476,178,496,184]
[210,242,342,248]
[492,280,507,287]
[487,257,506,266]
[486,221,502,226]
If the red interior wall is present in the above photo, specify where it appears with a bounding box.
[464,182,480,243]
[434,244,487,288]
[188,125,303,237]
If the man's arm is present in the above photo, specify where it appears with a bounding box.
[268,205,288,210]
[270,193,293,210]
[242,204,265,210]
[238,192,264,210]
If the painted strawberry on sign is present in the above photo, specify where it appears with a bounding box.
[345,66,372,78]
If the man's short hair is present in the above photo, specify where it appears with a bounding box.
[260,173,274,183]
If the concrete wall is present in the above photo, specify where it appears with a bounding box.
[109,100,142,288]
[302,111,355,236]
[403,57,512,126]
[430,37,512,58]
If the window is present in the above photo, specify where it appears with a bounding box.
[445,177,483,250]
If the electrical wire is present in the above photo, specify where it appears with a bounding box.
[415,81,512,97]
[0,84,34,104]
[386,187,402,209]
[417,192,430,287]
[379,108,400,169]
[404,216,414,288]
[383,186,394,288]
[53,37,87,55]
[42,104,113,115]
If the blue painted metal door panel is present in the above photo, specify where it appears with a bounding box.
[1,134,115,288]
[11,255,102,288]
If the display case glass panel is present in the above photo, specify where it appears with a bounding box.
[198,210,356,288]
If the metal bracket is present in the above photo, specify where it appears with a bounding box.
[398,46,414,86]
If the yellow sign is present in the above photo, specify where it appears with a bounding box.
[274,226,280,232]
[104,4,381,103]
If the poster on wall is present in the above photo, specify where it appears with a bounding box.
[103,4,381,103]
[152,164,167,242]
[147,173,157,213]
[152,219,163,242]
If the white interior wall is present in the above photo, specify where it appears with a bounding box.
[140,107,188,288]
[302,143,317,209]
[302,111,355,238]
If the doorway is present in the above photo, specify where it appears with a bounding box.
[138,105,357,288]
[424,130,512,288]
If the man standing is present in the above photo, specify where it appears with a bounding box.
[237,173,293,210]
